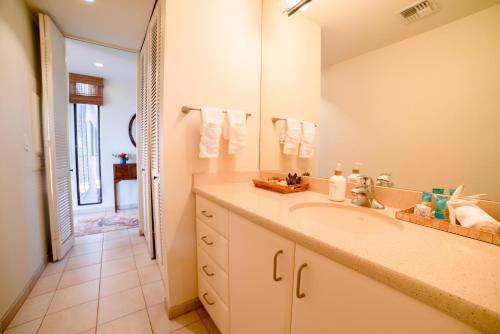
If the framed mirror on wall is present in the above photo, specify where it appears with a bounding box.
[259,0,500,201]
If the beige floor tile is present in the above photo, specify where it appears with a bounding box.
[71,242,102,257]
[65,252,102,271]
[101,257,136,278]
[132,243,149,255]
[96,309,151,334]
[103,237,130,251]
[38,300,97,334]
[74,233,103,245]
[148,304,199,334]
[4,317,42,334]
[79,329,96,334]
[48,280,99,314]
[98,287,145,324]
[41,260,67,277]
[134,253,156,268]
[102,246,133,262]
[127,227,140,235]
[58,264,101,289]
[29,272,61,298]
[138,265,161,285]
[100,270,140,297]
[8,292,53,328]
[171,321,209,334]
[200,316,221,334]
[103,229,130,241]
[195,307,209,319]
[129,234,146,245]
[141,281,165,307]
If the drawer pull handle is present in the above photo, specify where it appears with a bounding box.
[296,263,307,299]
[273,250,283,282]
[202,265,215,277]
[201,210,214,218]
[201,236,214,246]
[202,293,215,306]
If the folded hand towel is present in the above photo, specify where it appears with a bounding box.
[299,121,315,159]
[454,205,500,233]
[199,107,223,159]
[283,118,301,155]
[226,110,247,155]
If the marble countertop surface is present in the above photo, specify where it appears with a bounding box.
[193,182,500,333]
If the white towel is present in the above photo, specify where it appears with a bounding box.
[299,121,315,159]
[199,107,222,159]
[226,110,247,155]
[449,201,500,234]
[282,118,301,155]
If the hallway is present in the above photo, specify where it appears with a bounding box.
[6,228,217,334]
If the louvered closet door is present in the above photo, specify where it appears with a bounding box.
[39,14,74,261]
[139,44,154,258]
[149,6,163,266]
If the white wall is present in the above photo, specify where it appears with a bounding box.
[320,5,500,199]
[0,0,49,322]
[160,0,262,310]
[66,40,138,214]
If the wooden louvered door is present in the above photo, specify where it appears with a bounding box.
[148,5,163,266]
[138,42,154,258]
[39,13,74,260]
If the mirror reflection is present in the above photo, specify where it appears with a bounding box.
[260,0,500,200]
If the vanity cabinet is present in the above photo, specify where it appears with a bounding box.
[195,196,479,334]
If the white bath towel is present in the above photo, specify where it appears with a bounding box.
[299,121,315,159]
[226,110,247,155]
[450,202,500,234]
[199,107,223,159]
[282,118,301,155]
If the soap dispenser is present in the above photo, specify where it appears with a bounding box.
[329,163,346,202]
[348,162,362,184]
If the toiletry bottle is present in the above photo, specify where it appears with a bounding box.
[329,163,346,202]
[347,162,362,184]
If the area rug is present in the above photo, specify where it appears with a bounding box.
[75,215,139,236]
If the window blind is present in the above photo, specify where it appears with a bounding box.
[69,73,104,105]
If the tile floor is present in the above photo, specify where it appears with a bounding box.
[6,227,220,334]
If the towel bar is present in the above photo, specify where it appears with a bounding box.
[272,117,317,127]
[182,106,251,117]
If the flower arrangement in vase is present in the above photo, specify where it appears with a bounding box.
[113,153,129,164]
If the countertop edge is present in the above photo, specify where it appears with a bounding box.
[193,186,500,334]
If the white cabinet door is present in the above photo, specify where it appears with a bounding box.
[229,213,295,334]
[291,245,479,334]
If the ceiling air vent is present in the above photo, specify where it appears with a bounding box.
[397,0,438,23]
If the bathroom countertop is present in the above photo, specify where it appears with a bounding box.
[193,182,500,333]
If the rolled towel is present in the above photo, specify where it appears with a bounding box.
[283,118,301,155]
[199,107,222,159]
[454,205,500,234]
[299,121,315,159]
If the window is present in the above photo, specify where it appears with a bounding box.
[74,104,102,205]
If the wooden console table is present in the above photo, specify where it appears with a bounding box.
[113,163,137,212]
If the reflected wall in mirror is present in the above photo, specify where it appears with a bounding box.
[260,0,500,200]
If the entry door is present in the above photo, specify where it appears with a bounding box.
[39,14,74,261]
[138,44,154,258]
[149,6,163,266]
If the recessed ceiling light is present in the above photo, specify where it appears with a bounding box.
[94,62,103,68]
[84,0,95,3]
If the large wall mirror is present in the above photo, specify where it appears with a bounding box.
[260,0,500,200]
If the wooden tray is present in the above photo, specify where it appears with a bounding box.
[396,207,500,246]
[252,178,309,194]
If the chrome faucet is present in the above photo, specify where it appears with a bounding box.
[351,176,385,209]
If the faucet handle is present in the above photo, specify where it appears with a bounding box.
[359,175,372,186]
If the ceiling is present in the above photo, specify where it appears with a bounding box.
[27,0,156,51]
[298,0,500,67]
[66,39,137,81]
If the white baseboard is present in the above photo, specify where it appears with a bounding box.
[74,204,138,215]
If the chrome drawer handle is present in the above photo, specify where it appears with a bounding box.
[202,293,215,306]
[202,265,215,277]
[273,250,283,282]
[201,210,214,218]
[201,236,214,246]
[296,263,307,299]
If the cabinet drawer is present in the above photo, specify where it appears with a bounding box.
[199,276,229,334]
[197,247,229,305]
[196,220,228,272]
[196,196,229,238]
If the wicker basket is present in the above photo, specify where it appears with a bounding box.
[252,178,309,194]
[396,207,500,246]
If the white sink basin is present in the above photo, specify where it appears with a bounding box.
[288,202,403,235]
